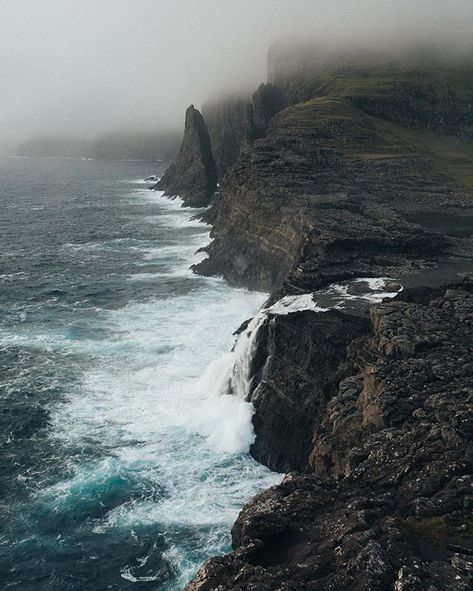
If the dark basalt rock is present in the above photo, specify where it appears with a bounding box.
[177,50,473,590]
[247,309,370,473]
[155,105,217,207]
[203,95,249,178]
[193,97,460,293]
[185,280,473,590]
[245,83,287,146]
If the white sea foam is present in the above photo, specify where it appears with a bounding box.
[0,272,30,281]
[118,177,160,185]
[25,182,404,589]
[269,292,328,315]
[40,187,280,588]
[325,276,402,307]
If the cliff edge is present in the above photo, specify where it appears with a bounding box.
[193,49,473,295]
[156,45,473,591]
[185,279,473,591]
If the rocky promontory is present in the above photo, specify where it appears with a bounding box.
[185,280,473,591]
[155,43,473,590]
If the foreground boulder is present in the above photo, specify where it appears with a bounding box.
[185,280,473,590]
[155,105,217,207]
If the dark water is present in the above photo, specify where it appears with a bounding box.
[0,158,277,590]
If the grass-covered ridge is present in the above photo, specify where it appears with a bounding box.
[268,43,473,191]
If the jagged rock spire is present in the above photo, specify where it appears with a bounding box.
[156,104,217,207]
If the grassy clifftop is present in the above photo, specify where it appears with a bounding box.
[286,96,473,188]
[266,43,473,191]
[194,48,473,294]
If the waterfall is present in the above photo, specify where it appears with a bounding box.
[227,293,326,400]
[197,280,400,453]
[229,311,267,399]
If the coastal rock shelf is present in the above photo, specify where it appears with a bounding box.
[185,279,473,591]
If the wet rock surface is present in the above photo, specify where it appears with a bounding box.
[160,50,473,590]
[185,280,473,590]
[155,105,217,207]
[248,309,370,473]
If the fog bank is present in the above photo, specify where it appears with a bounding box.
[2,0,473,150]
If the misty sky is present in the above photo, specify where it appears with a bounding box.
[2,0,473,147]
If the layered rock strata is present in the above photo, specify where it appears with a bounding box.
[154,49,473,591]
[194,97,457,294]
[203,95,248,178]
[244,83,287,146]
[248,309,370,472]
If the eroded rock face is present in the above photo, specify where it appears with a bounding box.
[245,83,287,145]
[203,95,248,178]
[193,98,452,292]
[310,283,473,482]
[185,281,473,591]
[155,105,217,207]
[177,51,473,590]
[247,309,370,473]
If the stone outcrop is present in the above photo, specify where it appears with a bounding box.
[203,95,248,178]
[268,41,473,138]
[247,309,370,472]
[202,85,286,180]
[159,48,473,591]
[155,105,217,207]
[194,97,458,293]
[192,48,473,294]
[185,280,473,591]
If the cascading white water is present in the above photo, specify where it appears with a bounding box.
[11,179,282,590]
[1,157,406,591]
[221,279,401,406]
[229,312,267,400]
[226,293,329,403]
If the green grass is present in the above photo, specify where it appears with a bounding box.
[281,91,473,191]
[276,54,473,190]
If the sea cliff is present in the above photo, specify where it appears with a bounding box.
[155,105,217,207]
[185,280,473,590]
[158,42,473,590]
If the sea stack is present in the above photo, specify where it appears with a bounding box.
[155,104,217,207]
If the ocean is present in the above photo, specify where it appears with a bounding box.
[0,158,279,590]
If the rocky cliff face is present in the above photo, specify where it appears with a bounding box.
[157,47,473,591]
[194,96,460,293]
[268,42,473,137]
[155,105,217,207]
[185,280,473,591]
[203,95,248,178]
[192,48,473,294]
[248,309,370,472]
[244,83,287,146]
[202,84,286,179]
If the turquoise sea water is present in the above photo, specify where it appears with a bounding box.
[0,158,278,590]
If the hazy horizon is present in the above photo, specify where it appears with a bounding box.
[2,0,473,153]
